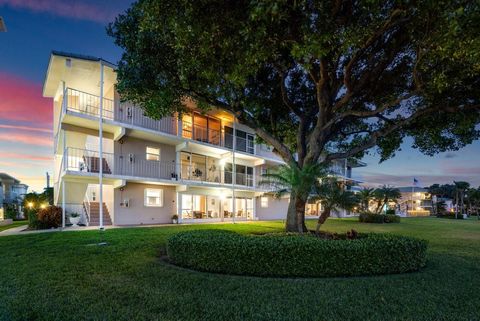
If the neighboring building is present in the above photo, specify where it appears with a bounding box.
[0,173,29,219]
[43,51,364,226]
[396,187,432,216]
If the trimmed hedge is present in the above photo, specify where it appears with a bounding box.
[166,230,427,278]
[436,212,464,219]
[359,212,401,223]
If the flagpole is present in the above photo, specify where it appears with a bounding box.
[411,178,415,216]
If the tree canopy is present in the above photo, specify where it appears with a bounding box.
[108,0,480,231]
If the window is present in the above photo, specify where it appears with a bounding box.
[260,196,268,208]
[144,189,163,207]
[146,147,160,161]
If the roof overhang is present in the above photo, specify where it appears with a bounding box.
[43,51,117,98]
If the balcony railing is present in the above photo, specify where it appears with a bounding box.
[114,102,177,135]
[63,148,264,189]
[62,87,264,156]
[64,88,114,120]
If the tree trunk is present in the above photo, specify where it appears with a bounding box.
[285,193,307,233]
[315,208,331,235]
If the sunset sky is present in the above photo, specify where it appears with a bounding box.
[1,0,479,192]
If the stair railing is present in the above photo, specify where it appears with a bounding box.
[83,192,91,226]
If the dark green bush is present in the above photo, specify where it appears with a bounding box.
[359,212,401,223]
[436,212,464,219]
[166,230,427,278]
[36,206,62,229]
[385,209,396,215]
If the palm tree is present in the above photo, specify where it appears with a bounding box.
[373,185,402,214]
[454,181,470,218]
[357,187,375,212]
[311,177,359,234]
[260,163,326,232]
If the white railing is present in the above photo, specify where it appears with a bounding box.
[181,120,222,147]
[224,133,255,155]
[65,88,114,120]
[60,87,263,155]
[83,192,91,226]
[114,101,177,135]
[63,147,268,189]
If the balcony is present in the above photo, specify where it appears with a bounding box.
[63,148,261,190]
[61,88,262,156]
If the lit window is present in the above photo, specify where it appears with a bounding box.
[144,189,163,207]
[146,147,160,161]
[260,196,268,208]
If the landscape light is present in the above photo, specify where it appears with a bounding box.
[28,202,34,209]
[40,203,47,209]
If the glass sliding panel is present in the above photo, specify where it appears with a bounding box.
[236,164,246,186]
[206,157,221,183]
[236,129,247,152]
[246,198,254,219]
[206,196,220,218]
[247,134,255,154]
[224,163,233,184]
[193,114,208,143]
[192,195,206,219]
[180,152,191,180]
[182,114,193,139]
[208,118,221,145]
[191,153,206,181]
[181,194,193,219]
[246,167,253,186]
[224,126,234,149]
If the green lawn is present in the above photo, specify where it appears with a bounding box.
[0,217,479,321]
[0,220,27,232]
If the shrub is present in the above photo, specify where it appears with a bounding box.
[4,204,18,220]
[359,212,400,223]
[36,206,62,229]
[166,230,427,278]
[27,209,40,229]
[385,209,396,215]
[436,212,464,219]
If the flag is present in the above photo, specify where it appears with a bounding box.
[413,178,420,187]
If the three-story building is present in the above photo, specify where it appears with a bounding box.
[43,51,364,227]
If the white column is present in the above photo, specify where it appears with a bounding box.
[99,62,104,230]
[177,192,182,223]
[232,115,236,223]
[62,129,66,229]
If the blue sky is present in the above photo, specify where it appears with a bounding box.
[0,0,479,192]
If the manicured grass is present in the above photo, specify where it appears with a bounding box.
[0,217,479,321]
[0,220,27,232]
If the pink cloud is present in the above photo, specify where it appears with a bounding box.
[0,0,119,23]
[0,72,52,127]
[0,152,51,162]
[0,124,52,133]
[0,132,52,146]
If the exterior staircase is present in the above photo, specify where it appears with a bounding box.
[86,202,112,226]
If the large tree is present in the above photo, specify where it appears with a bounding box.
[108,0,480,232]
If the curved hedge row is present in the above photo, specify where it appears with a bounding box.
[359,212,401,223]
[166,230,427,278]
